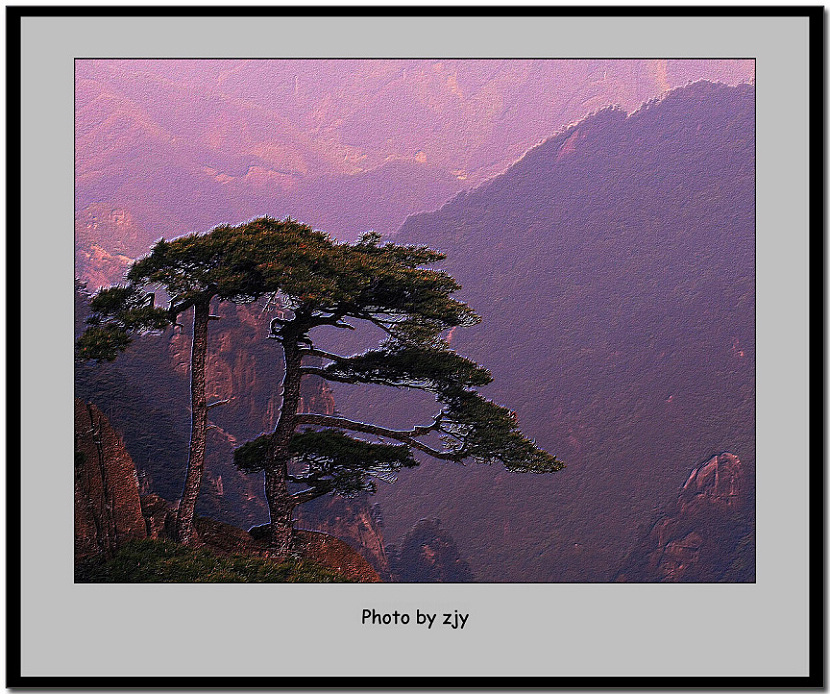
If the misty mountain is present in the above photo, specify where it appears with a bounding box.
[75,60,753,260]
[614,452,754,582]
[74,79,755,582]
[327,80,755,581]
[75,159,464,288]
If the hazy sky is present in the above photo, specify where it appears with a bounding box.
[76,58,754,186]
[75,59,755,283]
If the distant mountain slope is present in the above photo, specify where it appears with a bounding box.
[75,80,755,582]
[75,60,753,261]
[614,452,754,582]
[74,160,464,287]
[327,81,754,581]
[387,518,475,583]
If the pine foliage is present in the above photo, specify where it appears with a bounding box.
[235,429,417,496]
[77,216,562,550]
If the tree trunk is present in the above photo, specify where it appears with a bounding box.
[264,467,297,555]
[264,340,304,555]
[176,298,211,545]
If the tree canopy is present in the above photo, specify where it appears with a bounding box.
[76,221,302,544]
[217,217,563,552]
[77,216,563,555]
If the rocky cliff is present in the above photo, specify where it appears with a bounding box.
[76,287,275,531]
[74,398,380,581]
[614,452,754,582]
[74,399,147,558]
[75,79,756,582]
[295,496,391,581]
[76,286,392,572]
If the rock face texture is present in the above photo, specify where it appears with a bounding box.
[680,453,744,512]
[614,453,754,582]
[76,287,394,574]
[297,365,337,417]
[295,496,391,581]
[293,530,382,583]
[74,399,147,558]
[74,398,380,582]
[140,493,177,540]
[247,525,381,582]
[387,518,474,582]
[75,81,755,582]
[76,291,275,531]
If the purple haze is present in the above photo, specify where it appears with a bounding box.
[76,59,754,285]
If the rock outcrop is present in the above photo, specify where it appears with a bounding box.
[614,453,754,582]
[293,530,382,583]
[74,399,147,558]
[248,524,381,582]
[74,204,147,288]
[75,398,380,581]
[76,286,394,573]
[140,493,177,540]
[295,496,391,581]
[387,517,474,582]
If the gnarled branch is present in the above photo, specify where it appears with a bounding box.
[290,484,333,505]
[300,366,439,394]
[299,347,347,362]
[299,367,360,385]
[294,413,463,463]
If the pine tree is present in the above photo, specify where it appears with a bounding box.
[75,225,279,544]
[78,216,563,555]
[228,218,564,555]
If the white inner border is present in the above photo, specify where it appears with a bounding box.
[18,13,810,678]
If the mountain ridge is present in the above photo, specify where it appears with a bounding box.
[75,78,755,582]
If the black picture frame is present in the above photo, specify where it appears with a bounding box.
[6,5,823,687]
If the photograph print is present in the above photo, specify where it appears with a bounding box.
[74,58,756,584]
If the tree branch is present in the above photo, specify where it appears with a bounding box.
[305,309,356,331]
[168,299,195,318]
[300,367,362,385]
[291,484,333,505]
[300,366,437,394]
[294,413,463,463]
[300,347,347,362]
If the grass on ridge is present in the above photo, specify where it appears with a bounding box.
[75,539,350,583]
